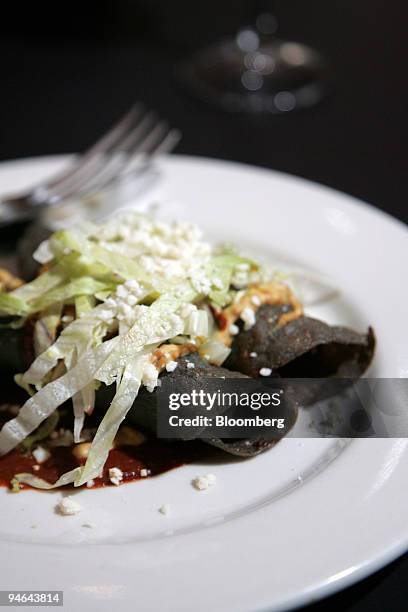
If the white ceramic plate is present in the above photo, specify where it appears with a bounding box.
[1,155,408,612]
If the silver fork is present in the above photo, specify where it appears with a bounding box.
[0,105,181,228]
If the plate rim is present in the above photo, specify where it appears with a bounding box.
[0,154,407,612]
[1,152,407,236]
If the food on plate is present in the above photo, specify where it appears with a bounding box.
[124,353,299,457]
[225,304,375,378]
[0,212,375,490]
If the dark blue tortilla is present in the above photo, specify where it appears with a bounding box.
[225,304,375,379]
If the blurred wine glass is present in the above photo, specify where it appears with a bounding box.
[177,6,329,114]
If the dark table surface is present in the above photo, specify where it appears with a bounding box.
[0,0,407,610]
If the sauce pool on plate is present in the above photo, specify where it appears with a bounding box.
[0,404,209,490]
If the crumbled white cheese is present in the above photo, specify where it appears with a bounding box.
[142,363,159,392]
[186,362,195,369]
[32,446,51,464]
[165,360,178,373]
[259,367,272,377]
[191,270,211,295]
[56,496,83,516]
[96,309,114,322]
[241,307,256,330]
[236,263,249,272]
[104,279,150,327]
[229,324,239,335]
[105,297,117,307]
[232,272,249,288]
[116,285,129,299]
[109,467,124,486]
[251,295,261,306]
[124,279,141,292]
[249,352,258,358]
[118,302,133,319]
[192,474,217,491]
[159,504,170,516]
[140,468,150,477]
[86,479,95,488]
[32,464,40,472]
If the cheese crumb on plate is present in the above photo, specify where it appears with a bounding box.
[159,504,171,516]
[109,467,124,486]
[56,496,83,516]
[32,446,51,464]
[192,474,217,491]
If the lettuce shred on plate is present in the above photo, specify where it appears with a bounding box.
[0,212,266,488]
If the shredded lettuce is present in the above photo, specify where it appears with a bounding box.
[75,295,96,317]
[75,351,151,486]
[71,347,96,443]
[50,230,152,284]
[0,255,115,317]
[33,303,63,356]
[11,264,66,302]
[0,211,270,488]
[13,467,81,490]
[199,339,231,366]
[185,309,209,338]
[0,337,119,456]
[205,254,256,307]
[31,277,113,313]
[0,293,30,317]
[23,304,112,386]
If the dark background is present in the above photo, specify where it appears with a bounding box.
[0,0,407,609]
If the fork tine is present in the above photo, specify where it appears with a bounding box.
[134,123,182,158]
[148,128,182,157]
[75,104,145,159]
[131,120,172,156]
[52,112,159,201]
[109,112,159,154]
[85,122,172,191]
[72,124,180,198]
[45,109,156,203]
[38,104,146,196]
[105,128,182,186]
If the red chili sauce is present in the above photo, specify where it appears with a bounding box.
[0,402,209,491]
